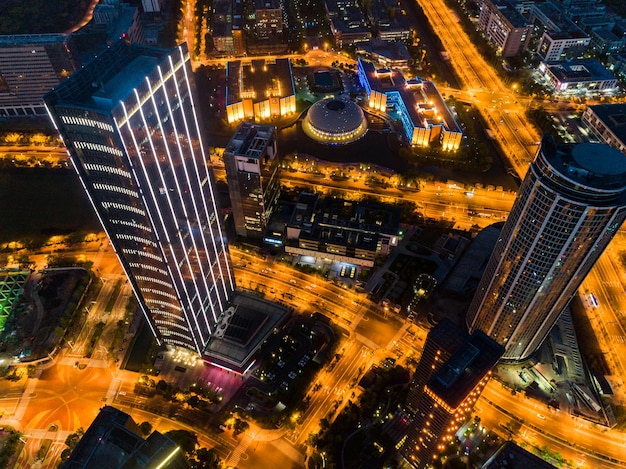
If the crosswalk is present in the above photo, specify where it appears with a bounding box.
[611,335,626,344]
[224,434,253,467]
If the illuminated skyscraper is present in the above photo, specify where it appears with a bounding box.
[44,41,235,353]
[467,136,626,361]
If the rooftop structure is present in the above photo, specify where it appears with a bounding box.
[582,103,626,155]
[0,34,79,117]
[325,0,371,48]
[355,39,413,69]
[204,293,292,373]
[478,0,532,57]
[369,0,412,42]
[60,406,190,468]
[467,136,626,361]
[539,59,618,95]
[223,122,281,237]
[357,58,462,150]
[45,41,235,355]
[285,193,401,267]
[405,319,466,413]
[302,96,368,145]
[225,58,296,123]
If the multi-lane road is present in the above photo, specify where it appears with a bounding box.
[415,0,540,177]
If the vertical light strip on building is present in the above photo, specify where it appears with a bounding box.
[118,99,201,351]
[133,90,207,347]
[145,70,215,340]
[177,46,235,293]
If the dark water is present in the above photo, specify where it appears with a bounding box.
[0,168,100,242]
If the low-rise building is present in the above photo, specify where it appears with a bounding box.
[355,39,413,69]
[285,193,401,268]
[582,103,626,155]
[0,34,79,117]
[539,59,618,96]
[478,0,532,57]
[588,21,626,55]
[482,441,556,468]
[255,0,283,39]
[225,58,296,123]
[325,0,371,47]
[357,58,463,150]
[531,1,590,62]
[369,0,412,42]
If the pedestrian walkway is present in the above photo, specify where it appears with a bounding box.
[225,433,254,467]
[13,378,37,422]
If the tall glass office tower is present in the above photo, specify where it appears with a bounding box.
[44,41,234,353]
[467,135,626,361]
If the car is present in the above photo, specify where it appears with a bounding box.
[288,371,297,379]
[537,413,546,420]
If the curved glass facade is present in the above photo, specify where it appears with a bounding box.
[467,136,626,361]
[45,41,234,353]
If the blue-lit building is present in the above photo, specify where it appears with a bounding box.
[45,41,235,354]
[357,58,462,151]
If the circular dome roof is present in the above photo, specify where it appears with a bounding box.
[302,96,367,145]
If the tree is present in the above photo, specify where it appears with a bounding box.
[233,418,249,436]
[190,447,223,469]
[164,429,198,456]
[139,421,153,436]
[60,427,84,460]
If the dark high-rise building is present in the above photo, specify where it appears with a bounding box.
[223,122,280,238]
[482,441,556,468]
[60,406,190,468]
[405,319,465,413]
[401,330,504,468]
[45,41,235,353]
[467,136,626,361]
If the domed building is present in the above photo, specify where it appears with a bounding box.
[302,96,368,145]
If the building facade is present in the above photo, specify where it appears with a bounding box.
[539,59,618,96]
[254,0,283,39]
[401,329,503,468]
[531,2,590,62]
[223,122,280,238]
[0,34,79,117]
[467,136,626,361]
[45,41,235,354]
[582,103,626,155]
[478,0,532,58]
